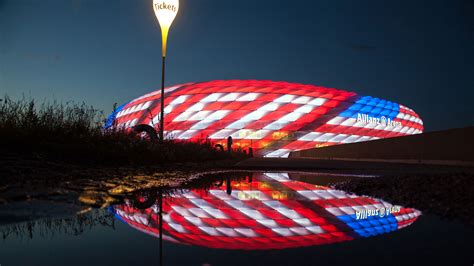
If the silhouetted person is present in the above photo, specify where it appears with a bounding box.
[226,177,232,195]
[227,136,233,153]
[248,147,253,157]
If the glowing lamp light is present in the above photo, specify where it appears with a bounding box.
[153,0,179,57]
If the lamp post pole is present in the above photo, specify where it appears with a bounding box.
[153,0,179,143]
[160,56,165,142]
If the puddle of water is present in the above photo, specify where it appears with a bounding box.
[113,172,419,249]
[1,171,473,266]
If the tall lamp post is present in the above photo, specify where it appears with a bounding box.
[153,0,179,143]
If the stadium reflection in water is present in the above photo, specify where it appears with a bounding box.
[111,172,420,250]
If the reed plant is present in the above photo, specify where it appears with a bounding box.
[0,96,238,166]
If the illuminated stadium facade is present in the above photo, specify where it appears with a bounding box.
[108,80,424,157]
[112,172,421,250]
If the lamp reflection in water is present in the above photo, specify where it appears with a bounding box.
[111,172,420,252]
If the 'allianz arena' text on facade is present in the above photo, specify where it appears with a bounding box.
[107,80,423,157]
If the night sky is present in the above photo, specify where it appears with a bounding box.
[1,0,473,131]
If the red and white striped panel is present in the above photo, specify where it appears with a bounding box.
[111,80,423,157]
[113,172,421,250]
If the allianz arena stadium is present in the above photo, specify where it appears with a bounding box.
[112,172,421,250]
[107,80,423,157]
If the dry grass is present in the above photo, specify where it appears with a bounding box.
[0,96,241,166]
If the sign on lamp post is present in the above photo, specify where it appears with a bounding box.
[153,0,179,142]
